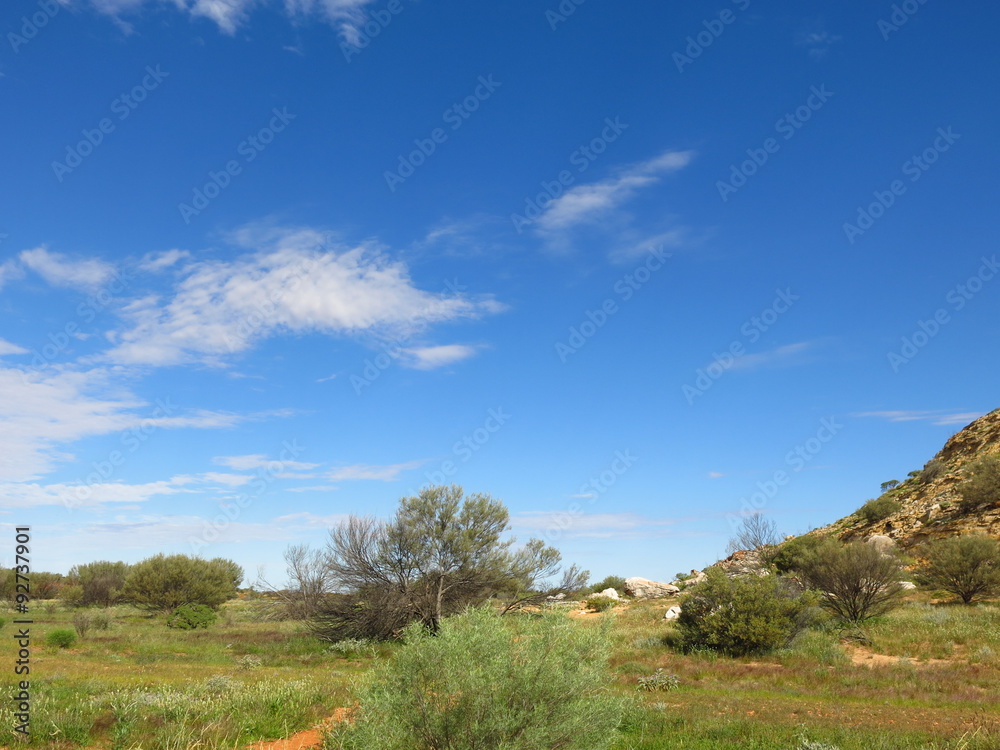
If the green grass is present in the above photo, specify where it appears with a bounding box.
[4,596,1000,749]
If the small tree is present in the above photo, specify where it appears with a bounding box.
[312,485,584,640]
[121,555,242,612]
[918,535,1000,604]
[676,567,811,656]
[957,455,1000,511]
[324,607,623,750]
[880,480,900,492]
[772,534,831,574]
[798,540,903,623]
[68,561,131,607]
[726,512,781,565]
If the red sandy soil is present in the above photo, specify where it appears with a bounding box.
[249,706,353,750]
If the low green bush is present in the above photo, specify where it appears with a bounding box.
[857,496,900,524]
[324,607,624,750]
[167,603,218,630]
[46,629,77,649]
[585,595,618,612]
[676,568,813,657]
[957,455,1000,511]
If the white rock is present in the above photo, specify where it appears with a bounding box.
[597,588,620,600]
[900,581,917,590]
[624,577,680,599]
[663,606,682,621]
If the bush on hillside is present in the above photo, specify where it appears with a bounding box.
[957,455,1000,511]
[917,535,1000,604]
[798,540,903,623]
[675,567,813,657]
[921,458,946,484]
[857,496,900,524]
[772,534,835,574]
[323,607,624,750]
[167,603,219,629]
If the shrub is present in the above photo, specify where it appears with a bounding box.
[67,560,130,607]
[326,638,378,658]
[798,540,903,623]
[58,583,84,607]
[324,607,623,750]
[166,603,218,630]
[46,629,77,649]
[676,567,812,657]
[92,609,113,631]
[957,455,1000,511]
[636,669,679,692]
[122,555,242,612]
[917,535,1000,604]
[0,617,6,629]
[585,595,618,612]
[921,458,946,484]
[73,612,92,638]
[588,575,626,596]
[772,534,831,574]
[236,654,263,671]
[857,496,900,524]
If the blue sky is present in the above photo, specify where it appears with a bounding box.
[1,0,998,585]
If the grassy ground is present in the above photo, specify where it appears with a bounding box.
[2,594,999,749]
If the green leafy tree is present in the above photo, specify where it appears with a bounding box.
[798,540,903,623]
[918,535,1000,604]
[121,554,242,612]
[312,485,586,640]
[676,567,812,656]
[880,480,900,492]
[324,607,623,750]
[957,455,1000,511]
[68,561,131,606]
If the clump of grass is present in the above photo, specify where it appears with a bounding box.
[636,669,679,692]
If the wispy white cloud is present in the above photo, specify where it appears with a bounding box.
[138,249,191,273]
[535,150,694,243]
[71,0,380,41]
[0,478,196,509]
[0,340,28,357]
[726,341,817,372]
[0,258,25,290]
[285,484,340,493]
[400,344,478,370]
[0,365,250,482]
[101,227,503,367]
[19,246,116,292]
[327,460,424,481]
[796,29,842,60]
[213,453,319,471]
[853,410,984,427]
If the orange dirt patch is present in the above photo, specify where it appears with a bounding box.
[248,706,354,750]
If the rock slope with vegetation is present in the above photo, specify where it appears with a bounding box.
[820,408,1000,549]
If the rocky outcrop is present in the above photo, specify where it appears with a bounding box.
[597,588,620,600]
[816,409,1000,551]
[624,577,680,599]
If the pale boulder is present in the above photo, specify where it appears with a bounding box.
[624,577,680,599]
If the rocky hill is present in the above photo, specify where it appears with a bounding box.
[818,408,1000,550]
